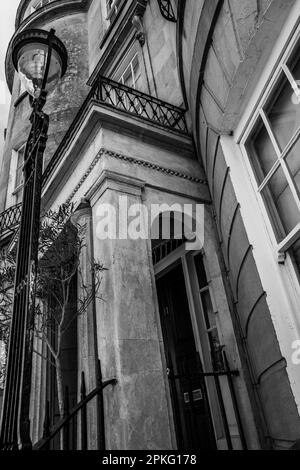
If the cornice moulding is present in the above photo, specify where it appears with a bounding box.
[62,147,208,208]
[42,100,195,187]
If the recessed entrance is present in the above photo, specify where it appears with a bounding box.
[156,261,216,450]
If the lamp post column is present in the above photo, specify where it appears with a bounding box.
[0,94,49,450]
[0,28,67,451]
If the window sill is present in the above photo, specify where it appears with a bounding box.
[12,185,23,196]
[277,223,300,263]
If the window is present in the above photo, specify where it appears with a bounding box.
[0,339,7,389]
[5,145,26,208]
[28,0,54,17]
[33,0,54,10]
[20,81,26,96]
[118,54,142,90]
[14,80,28,109]
[111,52,143,113]
[15,144,25,190]
[244,43,300,274]
[106,0,122,23]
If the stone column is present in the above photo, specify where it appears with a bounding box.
[73,199,99,449]
[87,170,174,450]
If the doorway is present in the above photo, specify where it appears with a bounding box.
[156,261,216,450]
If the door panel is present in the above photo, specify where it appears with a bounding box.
[156,263,216,450]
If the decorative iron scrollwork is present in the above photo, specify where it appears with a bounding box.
[157,0,177,22]
[0,203,22,236]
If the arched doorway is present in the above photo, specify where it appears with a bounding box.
[151,210,245,450]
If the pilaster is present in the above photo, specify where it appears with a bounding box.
[88,170,174,450]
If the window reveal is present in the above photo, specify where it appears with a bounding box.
[15,144,25,190]
[194,254,224,371]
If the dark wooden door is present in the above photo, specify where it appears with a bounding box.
[156,263,216,450]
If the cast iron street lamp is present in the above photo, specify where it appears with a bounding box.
[0,28,67,450]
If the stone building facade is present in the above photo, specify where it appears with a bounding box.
[0,0,300,450]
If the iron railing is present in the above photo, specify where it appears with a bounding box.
[43,75,188,184]
[93,76,187,132]
[34,366,117,450]
[0,204,22,237]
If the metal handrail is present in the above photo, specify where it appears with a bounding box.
[170,369,239,379]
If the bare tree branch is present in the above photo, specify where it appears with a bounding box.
[33,348,56,368]
[0,202,106,418]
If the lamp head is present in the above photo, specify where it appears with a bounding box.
[12,29,68,100]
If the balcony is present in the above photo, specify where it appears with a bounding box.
[94,76,187,132]
[0,77,188,237]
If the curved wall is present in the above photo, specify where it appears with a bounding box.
[179,0,300,449]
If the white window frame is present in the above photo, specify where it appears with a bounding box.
[239,23,300,261]
[24,0,54,19]
[0,339,6,389]
[110,48,143,113]
[19,79,26,97]
[14,144,26,192]
[106,0,122,22]
[113,48,141,89]
[5,145,25,209]
[225,2,300,413]
[118,54,141,89]
[33,0,53,11]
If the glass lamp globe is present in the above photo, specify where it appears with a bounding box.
[12,29,68,100]
[17,42,62,99]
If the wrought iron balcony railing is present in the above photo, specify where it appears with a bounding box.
[1,78,188,234]
[43,75,188,183]
[92,76,187,132]
[0,203,22,237]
